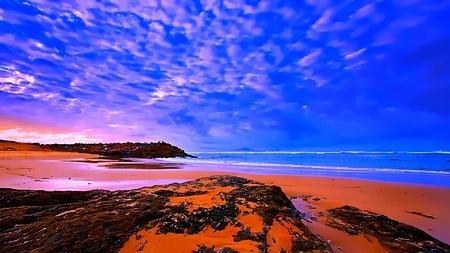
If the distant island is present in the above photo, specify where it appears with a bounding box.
[0,139,194,158]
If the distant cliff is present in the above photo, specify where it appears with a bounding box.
[40,141,194,158]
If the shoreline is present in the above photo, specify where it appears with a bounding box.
[1,151,449,250]
[153,158,450,188]
[2,151,448,190]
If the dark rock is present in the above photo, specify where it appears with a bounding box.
[0,189,168,253]
[326,205,450,252]
[157,200,240,234]
[217,247,239,253]
[228,185,294,225]
[192,244,216,253]
[405,211,436,219]
[233,227,265,243]
[40,141,195,158]
[0,176,332,253]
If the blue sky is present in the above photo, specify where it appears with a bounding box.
[0,0,449,151]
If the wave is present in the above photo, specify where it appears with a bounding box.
[156,158,450,175]
[406,151,450,154]
[188,151,450,155]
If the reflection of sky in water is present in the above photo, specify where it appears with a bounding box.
[43,159,107,170]
[34,178,188,191]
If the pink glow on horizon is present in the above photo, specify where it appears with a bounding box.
[0,119,100,143]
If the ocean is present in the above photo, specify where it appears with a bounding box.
[158,151,450,187]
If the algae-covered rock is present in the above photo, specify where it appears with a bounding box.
[0,176,331,253]
[41,141,194,158]
[326,205,450,253]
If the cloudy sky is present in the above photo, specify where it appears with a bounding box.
[0,0,449,151]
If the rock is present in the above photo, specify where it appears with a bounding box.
[326,205,450,252]
[0,176,332,253]
[40,141,195,158]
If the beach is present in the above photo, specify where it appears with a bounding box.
[1,149,449,252]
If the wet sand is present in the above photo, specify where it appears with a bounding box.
[1,150,449,252]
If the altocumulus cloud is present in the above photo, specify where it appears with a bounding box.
[0,0,449,150]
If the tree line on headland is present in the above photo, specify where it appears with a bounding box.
[39,141,195,158]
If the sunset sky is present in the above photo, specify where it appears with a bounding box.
[0,0,449,151]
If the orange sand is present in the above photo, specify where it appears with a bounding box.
[120,182,265,253]
[1,149,449,252]
[246,175,439,252]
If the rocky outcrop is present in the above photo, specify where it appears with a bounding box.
[0,176,331,253]
[40,141,194,158]
[0,139,194,158]
[326,205,450,252]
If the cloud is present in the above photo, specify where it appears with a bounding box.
[299,49,323,67]
[0,0,449,150]
[344,48,367,60]
[344,61,366,70]
[350,4,375,19]
[311,9,334,33]
[0,66,35,94]
[0,128,100,144]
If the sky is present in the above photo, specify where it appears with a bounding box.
[0,0,449,151]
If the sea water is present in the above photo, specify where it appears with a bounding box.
[158,151,450,187]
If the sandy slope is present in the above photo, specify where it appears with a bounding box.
[0,140,46,151]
